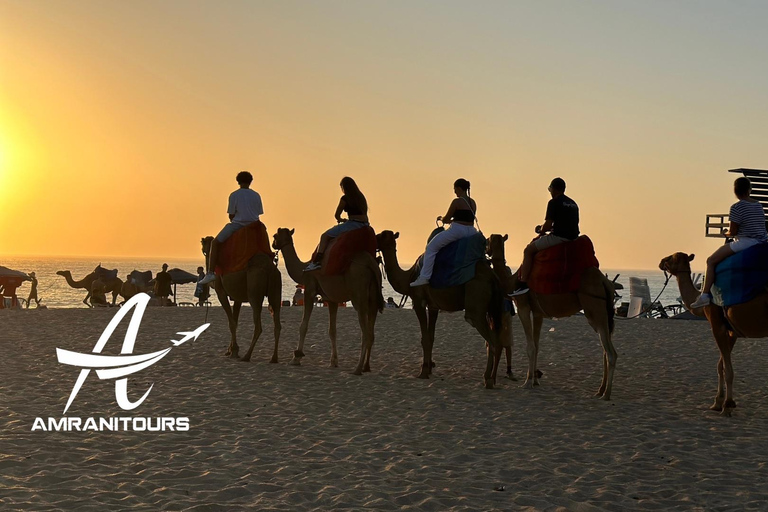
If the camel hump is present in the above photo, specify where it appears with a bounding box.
[216,220,274,276]
[712,242,768,307]
[529,235,600,295]
[314,226,377,277]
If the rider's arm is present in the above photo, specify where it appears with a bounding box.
[726,221,740,237]
[439,199,459,224]
[334,198,346,223]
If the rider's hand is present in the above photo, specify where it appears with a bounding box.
[437,216,443,221]
[535,225,542,234]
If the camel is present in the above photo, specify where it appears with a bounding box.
[487,234,617,399]
[660,252,768,416]
[272,228,384,375]
[201,236,282,363]
[375,230,504,388]
[56,269,122,306]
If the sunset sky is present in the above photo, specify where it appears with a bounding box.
[2,1,767,268]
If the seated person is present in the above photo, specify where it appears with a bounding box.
[292,285,305,306]
[410,178,477,287]
[305,176,370,271]
[385,297,398,308]
[692,177,768,308]
[511,177,579,295]
[201,171,264,284]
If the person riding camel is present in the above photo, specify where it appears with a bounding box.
[511,177,579,296]
[305,176,369,272]
[410,178,477,287]
[200,171,264,285]
[691,176,768,308]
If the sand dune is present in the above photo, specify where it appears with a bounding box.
[2,306,768,510]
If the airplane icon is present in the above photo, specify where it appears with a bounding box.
[171,324,210,346]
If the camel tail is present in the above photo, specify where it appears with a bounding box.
[603,278,615,334]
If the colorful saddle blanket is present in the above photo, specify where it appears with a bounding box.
[415,230,487,289]
[712,242,768,307]
[215,221,273,276]
[528,235,599,295]
[311,226,377,276]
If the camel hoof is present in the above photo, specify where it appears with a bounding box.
[269,356,278,364]
[290,357,302,366]
[535,369,543,379]
[293,349,305,358]
[329,359,339,368]
[721,408,733,418]
[600,394,611,401]
[229,353,240,359]
[522,380,534,389]
[352,369,363,376]
[710,402,724,412]
[484,379,494,390]
[240,356,251,363]
[363,366,371,373]
[505,373,518,381]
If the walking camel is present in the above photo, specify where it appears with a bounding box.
[375,230,505,388]
[56,268,123,306]
[201,236,282,363]
[486,234,617,399]
[660,252,768,416]
[272,228,384,375]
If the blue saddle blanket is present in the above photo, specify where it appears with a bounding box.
[711,243,768,307]
[415,230,487,289]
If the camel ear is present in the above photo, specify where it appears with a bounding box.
[394,232,400,239]
[503,234,508,241]
[688,254,695,262]
[290,228,295,235]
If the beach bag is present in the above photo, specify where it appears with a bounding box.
[712,243,768,307]
[528,235,599,295]
[215,220,274,276]
[311,225,377,276]
[415,231,488,289]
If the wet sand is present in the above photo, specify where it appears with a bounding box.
[2,306,768,511]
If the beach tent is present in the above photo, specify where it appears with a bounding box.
[167,268,198,305]
[0,266,31,309]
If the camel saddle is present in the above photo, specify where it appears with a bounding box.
[712,242,768,307]
[528,235,599,295]
[215,221,274,276]
[311,226,377,276]
[415,231,488,289]
[94,265,118,282]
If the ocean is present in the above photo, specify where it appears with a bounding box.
[1,256,695,310]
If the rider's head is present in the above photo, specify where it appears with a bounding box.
[454,178,470,196]
[340,176,368,214]
[548,177,566,198]
[236,171,253,188]
[734,177,751,199]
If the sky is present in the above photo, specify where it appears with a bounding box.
[2,0,768,268]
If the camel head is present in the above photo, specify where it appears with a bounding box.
[201,236,214,257]
[375,230,399,252]
[486,234,508,260]
[659,252,695,276]
[56,270,70,277]
[272,228,295,251]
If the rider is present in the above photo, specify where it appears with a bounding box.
[410,178,477,287]
[200,171,264,284]
[691,176,768,308]
[305,177,369,271]
[511,177,579,296]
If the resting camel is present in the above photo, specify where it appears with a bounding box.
[272,228,384,375]
[201,236,282,363]
[660,252,768,416]
[375,230,504,388]
[487,234,617,399]
[56,269,123,306]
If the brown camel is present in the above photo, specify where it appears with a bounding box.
[201,236,282,363]
[487,234,617,399]
[272,228,384,375]
[56,269,122,307]
[375,230,504,388]
[660,252,768,416]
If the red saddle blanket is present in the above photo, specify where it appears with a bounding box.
[215,221,273,276]
[311,226,377,276]
[528,235,600,294]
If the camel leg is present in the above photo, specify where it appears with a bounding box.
[517,307,537,389]
[268,280,282,364]
[229,300,242,358]
[719,333,737,417]
[491,342,503,385]
[292,297,315,366]
[363,310,377,373]
[414,303,431,379]
[83,292,91,307]
[582,302,617,399]
[710,355,726,411]
[352,309,368,375]
[530,314,543,387]
[427,308,439,374]
[327,302,339,368]
[241,300,263,362]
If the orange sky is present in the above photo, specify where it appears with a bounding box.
[2,1,767,268]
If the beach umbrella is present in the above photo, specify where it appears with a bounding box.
[167,268,198,305]
[0,266,31,308]
[0,266,31,280]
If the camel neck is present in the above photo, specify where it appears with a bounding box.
[279,243,308,286]
[675,271,704,315]
[380,246,413,295]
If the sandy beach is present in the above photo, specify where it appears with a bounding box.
[2,306,768,511]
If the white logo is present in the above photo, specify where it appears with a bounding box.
[55,293,209,415]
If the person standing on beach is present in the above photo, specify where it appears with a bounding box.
[26,272,40,308]
[200,171,264,284]
[691,177,768,308]
[511,177,579,295]
[154,263,174,306]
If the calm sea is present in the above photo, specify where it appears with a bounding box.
[1,256,695,310]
